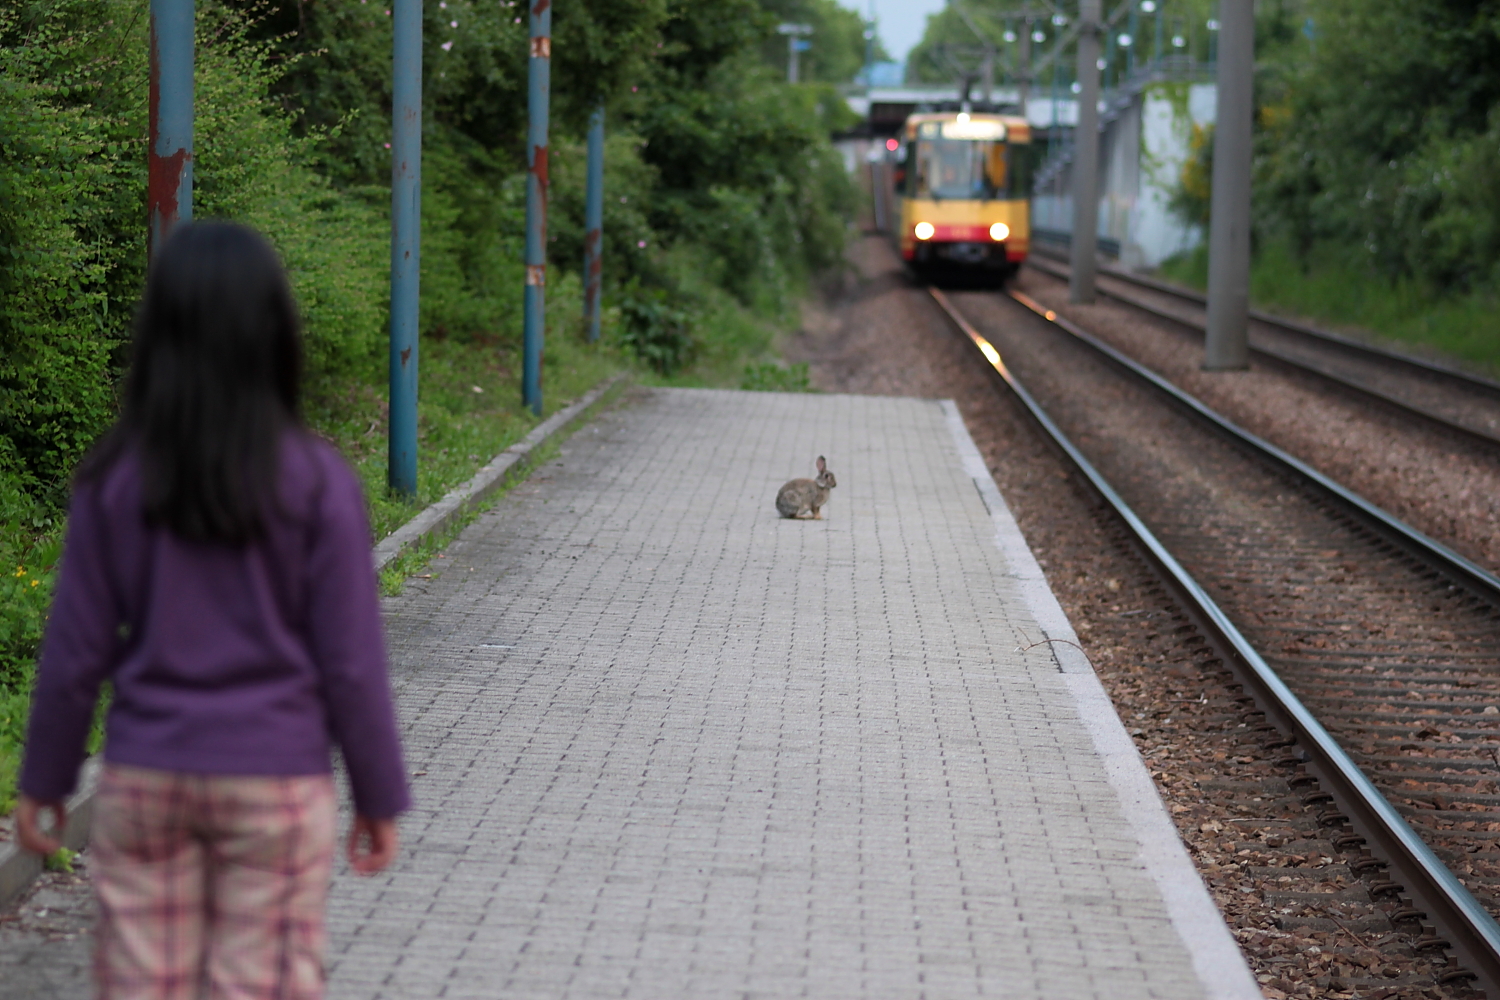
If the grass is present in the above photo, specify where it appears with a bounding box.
[1157,241,1500,374]
[312,273,628,542]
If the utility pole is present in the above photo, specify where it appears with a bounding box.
[1069,0,1102,304]
[522,0,551,414]
[1018,14,1032,117]
[388,0,421,496]
[148,0,193,258]
[583,107,604,344]
[863,0,875,86]
[1203,0,1253,370]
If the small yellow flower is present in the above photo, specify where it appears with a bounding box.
[30,579,39,587]
[13,566,24,577]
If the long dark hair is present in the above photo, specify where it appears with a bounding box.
[82,222,304,544]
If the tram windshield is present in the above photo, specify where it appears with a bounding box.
[911,120,1030,200]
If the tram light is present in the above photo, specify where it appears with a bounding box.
[914,221,935,241]
[989,222,1010,241]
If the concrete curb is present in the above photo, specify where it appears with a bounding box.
[0,760,98,908]
[372,372,629,572]
[0,372,628,910]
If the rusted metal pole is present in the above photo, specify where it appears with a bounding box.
[522,0,551,415]
[1069,0,1101,304]
[1203,0,1254,371]
[148,0,194,258]
[583,106,604,344]
[388,0,422,496]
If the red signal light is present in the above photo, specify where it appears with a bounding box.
[885,138,899,151]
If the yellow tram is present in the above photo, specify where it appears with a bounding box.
[890,111,1032,281]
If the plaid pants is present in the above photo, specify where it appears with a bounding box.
[91,764,337,1000]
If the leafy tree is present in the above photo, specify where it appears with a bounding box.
[756,0,887,84]
[1258,0,1500,290]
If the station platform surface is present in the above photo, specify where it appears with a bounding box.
[331,387,1257,1000]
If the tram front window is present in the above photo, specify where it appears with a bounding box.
[916,139,1005,200]
[911,119,1028,201]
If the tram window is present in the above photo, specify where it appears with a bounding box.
[1009,142,1037,195]
[986,144,1008,191]
[913,138,1033,200]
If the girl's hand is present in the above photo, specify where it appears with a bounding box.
[16,795,66,856]
[347,815,399,874]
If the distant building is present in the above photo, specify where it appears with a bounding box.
[853,61,906,88]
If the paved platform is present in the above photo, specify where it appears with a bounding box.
[0,386,1259,999]
[335,387,1256,1000]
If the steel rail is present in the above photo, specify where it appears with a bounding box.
[927,284,1500,996]
[1024,256,1500,453]
[1028,251,1500,401]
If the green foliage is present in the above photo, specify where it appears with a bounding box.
[905,0,1217,88]
[44,846,76,872]
[1256,0,1500,291]
[1169,123,1213,229]
[740,361,812,391]
[615,281,699,375]
[0,2,137,513]
[756,0,885,84]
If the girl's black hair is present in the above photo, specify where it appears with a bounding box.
[82,222,304,544]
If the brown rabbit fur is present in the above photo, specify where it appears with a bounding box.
[775,456,836,519]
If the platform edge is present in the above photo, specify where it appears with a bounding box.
[373,372,628,572]
[939,399,1261,1000]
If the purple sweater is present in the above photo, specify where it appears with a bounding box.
[20,433,410,820]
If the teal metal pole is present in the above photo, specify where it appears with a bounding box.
[522,0,551,415]
[583,107,604,344]
[148,0,194,258]
[388,0,422,496]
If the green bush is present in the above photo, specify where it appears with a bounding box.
[740,361,812,392]
[616,280,699,375]
[1256,0,1500,292]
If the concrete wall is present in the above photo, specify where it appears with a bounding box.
[1032,81,1216,269]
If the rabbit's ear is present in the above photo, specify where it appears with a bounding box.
[816,456,826,474]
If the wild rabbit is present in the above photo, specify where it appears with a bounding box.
[776,456,836,519]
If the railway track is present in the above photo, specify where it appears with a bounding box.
[1025,253,1500,450]
[929,284,1500,996]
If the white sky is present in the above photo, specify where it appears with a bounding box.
[837,0,949,66]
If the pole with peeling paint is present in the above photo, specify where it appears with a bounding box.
[583,106,604,344]
[1203,0,1254,371]
[388,0,422,496]
[1070,0,1102,304]
[522,0,551,415]
[148,0,194,258]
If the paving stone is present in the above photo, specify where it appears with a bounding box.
[0,387,1253,999]
[333,388,1246,999]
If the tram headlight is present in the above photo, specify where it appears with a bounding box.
[914,221,935,241]
[989,222,1010,241]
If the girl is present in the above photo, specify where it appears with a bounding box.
[16,222,409,999]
